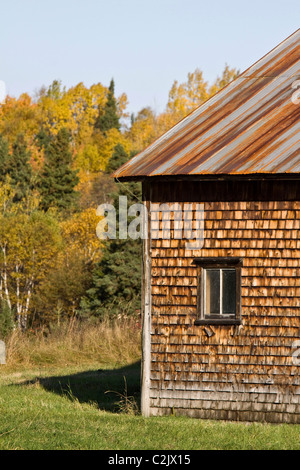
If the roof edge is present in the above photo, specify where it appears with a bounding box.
[114,173,300,183]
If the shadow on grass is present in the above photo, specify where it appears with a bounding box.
[19,361,141,413]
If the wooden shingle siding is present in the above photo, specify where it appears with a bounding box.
[147,181,300,423]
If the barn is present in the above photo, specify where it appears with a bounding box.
[114,29,300,423]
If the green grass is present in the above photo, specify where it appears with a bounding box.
[0,361,300,450]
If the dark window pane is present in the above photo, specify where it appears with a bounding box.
[205,269,220,315]
[222,269,236,315]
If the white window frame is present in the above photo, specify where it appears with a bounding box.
[193,257,242,326]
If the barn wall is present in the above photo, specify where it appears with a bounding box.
[145,180,300,423]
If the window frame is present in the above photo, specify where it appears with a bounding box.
[193,257,242,325]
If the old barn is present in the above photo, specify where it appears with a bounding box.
[114,30,300,423]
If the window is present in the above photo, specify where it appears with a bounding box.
[193,258,242,325]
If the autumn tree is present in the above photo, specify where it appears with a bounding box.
[157,64,240,133]
[208,63,240,97]
[0,183,62,329]
[61,207,102,265]
[166,68,209,123]
[75,128,130,174]
[37,80,107,159]
[35,208,102,323]
[47,79,65,100]
[127,65,240,154]
[33,254,91,325]
[0,94,40,146]
[0,212,62,329]
[128,107,158,153]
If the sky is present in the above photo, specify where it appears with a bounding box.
[0,0,299,115]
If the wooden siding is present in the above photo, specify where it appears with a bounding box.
[145,180,300,423]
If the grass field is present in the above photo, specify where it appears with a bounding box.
[0,320,299,450]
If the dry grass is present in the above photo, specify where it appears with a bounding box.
[4,317,141,369]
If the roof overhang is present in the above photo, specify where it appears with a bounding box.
[114,173,300,183]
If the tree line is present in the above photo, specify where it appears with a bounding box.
[0,66,239,335]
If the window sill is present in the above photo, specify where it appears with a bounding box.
[195,319,241,326]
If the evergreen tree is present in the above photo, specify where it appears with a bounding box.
[39,128,79,213]
[6,134,32,201]
[82,232,141,317]
[106,143,129,175]
[81,146,142,318]
[35,127,51,152]
[94,79,120,133]
[0,135,9,180]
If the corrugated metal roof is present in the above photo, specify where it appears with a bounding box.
[114,29,300,180]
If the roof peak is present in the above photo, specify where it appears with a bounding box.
[115,30,300,180]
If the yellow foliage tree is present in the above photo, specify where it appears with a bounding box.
[33,208,103,322]
[0,206,62,329]
[37,80,107,142]
[127,65,240,154]
[127,107,158,152]
[76,127,130,173]
[0,94,40,146]
[61,208,102,264]
[166,69,209,124]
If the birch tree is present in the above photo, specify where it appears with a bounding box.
[0,205,61,329]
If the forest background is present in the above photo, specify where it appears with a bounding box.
[0,65,239,335]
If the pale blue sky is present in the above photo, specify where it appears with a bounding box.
[1,0,299,115]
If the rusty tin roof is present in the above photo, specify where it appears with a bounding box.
[114,29,300,181]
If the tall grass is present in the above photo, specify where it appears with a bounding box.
[5,317,141,369]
